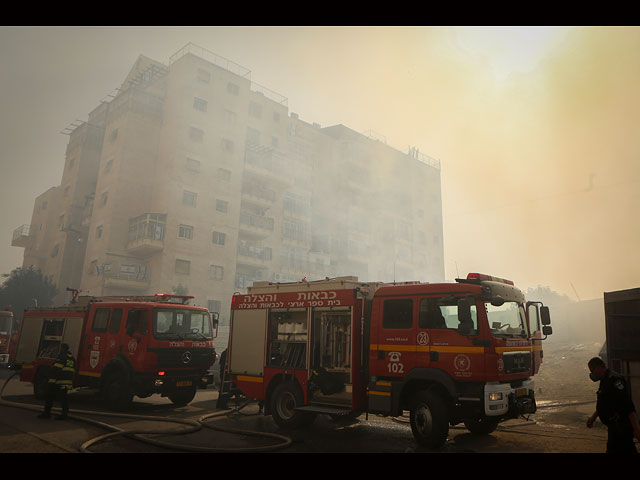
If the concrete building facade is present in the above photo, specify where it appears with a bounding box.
[12,43,444,323]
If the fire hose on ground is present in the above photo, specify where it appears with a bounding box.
[0,371,292,453]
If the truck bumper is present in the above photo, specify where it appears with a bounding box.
[484,379,536,417]
[135,372,214,396]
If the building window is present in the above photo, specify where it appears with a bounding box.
[182,190,197,207]
[208,299,221,314]
[189,126,204,142]
[216,199,229,213]
[101,192,108,207]
[96,225,103,239]
[209,265,224,280]
[178,224,194,239]
[109,129,118,142]
[175,259,191,275]
[246,127,260,145]
[104,158,114,173]
[197,68,211,83]
[249,101,262,119]
[186,158,201,172]
[193,97,208,112]
[68,158,75,170]
[64,185,70,197]
[273,112,280,123]
[212,231,226,246]
[223,109,236,127]
[217,168,231,182]
[221,138,234,153]
[227,82,239,95]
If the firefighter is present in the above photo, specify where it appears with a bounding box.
[586,356,640,453]
[37,343,76,420]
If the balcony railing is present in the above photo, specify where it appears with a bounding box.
[126,213,166,256]
[239,212,274,232]
[11,224,31,247]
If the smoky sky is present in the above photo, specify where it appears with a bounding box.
[0,26,638,300]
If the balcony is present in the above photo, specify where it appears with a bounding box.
[102,271,150,291]
[244,143,292,187]
[237,241,273,266]
[239,211,274,239]
[241,181,277,208]
[99,262,150,292]
[126,213,166,257]
[11,224,31,248]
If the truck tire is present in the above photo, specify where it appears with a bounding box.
[168,387,197,406]
[270,381,315,429]
[464,417,499,434]
[102,370,133,411]
[409,389,449,449]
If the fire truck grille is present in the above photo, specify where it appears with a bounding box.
[148,348,215,369]
[503,352,531,374]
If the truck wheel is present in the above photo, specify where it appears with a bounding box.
[270,381,315,429]
[168,387,197,406]
[102,371,133,411]
[409,389,449,449]
[464,418,499,434]
[33,369,49,400]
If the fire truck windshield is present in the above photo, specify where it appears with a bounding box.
[152,308,213,341]
[486,301,529,338]
[0,315,11,335]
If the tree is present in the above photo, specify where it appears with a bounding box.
[0,266,58,319]
[525,285,574,306]
[172,283,189,295]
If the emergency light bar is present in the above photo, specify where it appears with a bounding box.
[155,293,195,304]
[466,273,514,286]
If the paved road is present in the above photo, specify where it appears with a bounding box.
[0,369,620,453]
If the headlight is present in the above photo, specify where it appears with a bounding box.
[489,392,503,401]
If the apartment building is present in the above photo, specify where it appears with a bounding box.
[12,43,444,321]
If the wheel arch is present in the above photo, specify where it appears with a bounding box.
[101,354,133,388]
[264,374,304,416]
[398,368,457,412]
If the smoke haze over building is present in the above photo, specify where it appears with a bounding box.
[1,26,638,301]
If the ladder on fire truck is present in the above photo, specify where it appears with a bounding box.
[216,350,239,409]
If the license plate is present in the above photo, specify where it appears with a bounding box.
[516,388,527,397]
[176,380,192,387]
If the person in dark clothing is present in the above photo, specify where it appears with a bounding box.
[38,343,76,420]
[586,356,640,452]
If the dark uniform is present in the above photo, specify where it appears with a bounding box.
[38,345,76,420]
[596,370,638,453]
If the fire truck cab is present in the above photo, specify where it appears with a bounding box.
[225,274,552,448]
[14,294,219,410]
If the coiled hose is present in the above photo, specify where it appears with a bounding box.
[0,371,292,453]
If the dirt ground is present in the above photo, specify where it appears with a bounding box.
[534,340,602,405]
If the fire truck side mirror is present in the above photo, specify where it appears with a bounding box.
[543,325,553,336]
[540,306,551,325]
[457,297,472,324]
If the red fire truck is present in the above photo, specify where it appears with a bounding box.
[224,274,552,448]
[14,293,219,410]
[0,308,18,368]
